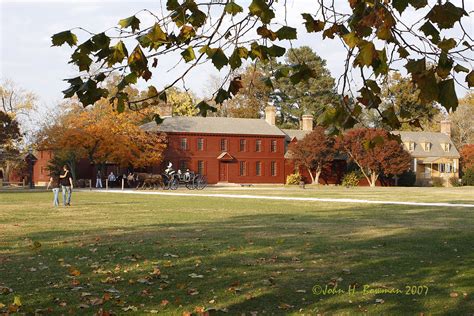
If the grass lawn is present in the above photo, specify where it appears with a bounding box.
[0,189,473,315]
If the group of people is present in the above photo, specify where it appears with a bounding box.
[95,171,135,188]
[46,165,73,207]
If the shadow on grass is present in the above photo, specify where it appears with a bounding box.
[0,205,473,315]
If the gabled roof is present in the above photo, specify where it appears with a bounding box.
[392,131,460,158]
[141,116,286,136]
[281,129,311,141]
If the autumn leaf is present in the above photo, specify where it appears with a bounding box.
[69,268,81,276]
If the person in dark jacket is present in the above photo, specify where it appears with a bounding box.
[59,165,73,206]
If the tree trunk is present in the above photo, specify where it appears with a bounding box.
[306,167,315,184]
[314,166,322,185]
[369,172,379,187]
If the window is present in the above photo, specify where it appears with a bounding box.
[256,161,262,176]
[422,142,431,151]
[442,143,450,152]
[197,160,205,175]
[439,163,445,173]
[255,139,262,152]
[271,140,277,152]
[179,160,188,171]
[180,138,188,150]
[197,138,204,151]
[220,138,228,151]
[406,142,415,151]
[239,161,246,176]
[271,161,277,176]
[240,139,246,152]
[446,163,452,173]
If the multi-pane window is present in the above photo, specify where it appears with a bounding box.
[179,160,188,170]
[271,140,277,152]
[239,161,246,176]
[240,139,246,152]
[255,139,262,152]
[197,138,204,151]
[180,138,188,150]
[220,138,228,151]
[256,161,262,176]
[197,160,205,175]
[271,161,277,176]
[446,163,452,173]
[439,163,445,173]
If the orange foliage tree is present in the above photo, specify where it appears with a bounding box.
[338,128,411,187]
[288,127,336,184]
[460,144,474,172]
[39,99,167,174]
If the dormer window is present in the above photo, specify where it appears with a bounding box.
[441,142,450,152]
[405,141,415,151]
[421,141,431,152]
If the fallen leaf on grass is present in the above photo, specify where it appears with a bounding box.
[0,286,13,294]
[122,305,138,312]
[78,304,90,309]
[375,298,384,304]
[13,296,21,307]
[278,303,294,310]
[450,292,459,298]
[188,273,204,279]
[194,306,205,313]
[161,299,169,306]
[187,288,199,296]
[69,268,81,277]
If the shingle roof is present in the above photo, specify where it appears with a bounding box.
[281,129,311,141]
[141,116,286,136]
[392,131,460,158]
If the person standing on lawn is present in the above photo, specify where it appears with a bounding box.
[46,172,61,207]
[59,165,73,206]
[96,169,103,188]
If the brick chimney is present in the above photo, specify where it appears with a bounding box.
[440,119,451,137]
[265,106,276,126]
[301,114,314,131]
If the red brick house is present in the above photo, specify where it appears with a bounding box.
[141,106,343,185]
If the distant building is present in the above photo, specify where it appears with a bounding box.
[394,120,460,187]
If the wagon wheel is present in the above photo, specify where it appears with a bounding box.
[185,177,196,190]
[170,177,179,190]
[195,175,207,190]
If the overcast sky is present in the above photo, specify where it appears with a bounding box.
[1,0,473,113]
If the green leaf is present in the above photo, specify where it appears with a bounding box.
[69,50,93,71]
[224,2,243,16]
[112,92,128,113]
[416,69,438,103]
[274,66,290,80]
[178,25,196,42]
[408,0,427,9]
[76,79,108,106]
[275,26,297,40]
[107,41,128,67]
[249,0,275,24]
[365,79,381,94]
[397,47,409,58]
[301,13,325,33]
[229,47,248,70]
[249,42,268,61]
[148,23,168,43]
[91,33,110,50]
[405,58,426,74]
[215,88,229,104]
[189,8,207,28]
[427,2,467,29]
[454,64,469,73]
[373,49,388,76]
[62,77,83,98]
[392,0,409,14]
[166,0,179,11]
[438,38,457,52]
[290,63,315,85]
[438,79,458,112]
[118,15,141,32]
[419,21,440,44]
[128,45,148,75]
[436,53,453,79]
[51,31,78,47]
[354,41,376,67]
[206,48,228,70]
[158,91,167,103]
[196,101,217,117]
[466,71,474,88]
[181,46,196,62]
[342,32,360,49]
[117,72,138,90]
[267,45,286,57]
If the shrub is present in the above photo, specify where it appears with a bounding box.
[342,171,360,187]
[431,177,444,187]
[397,171,416,187]
[462,168,474,186]
[286,173,302,185]
[449,177,462,187]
